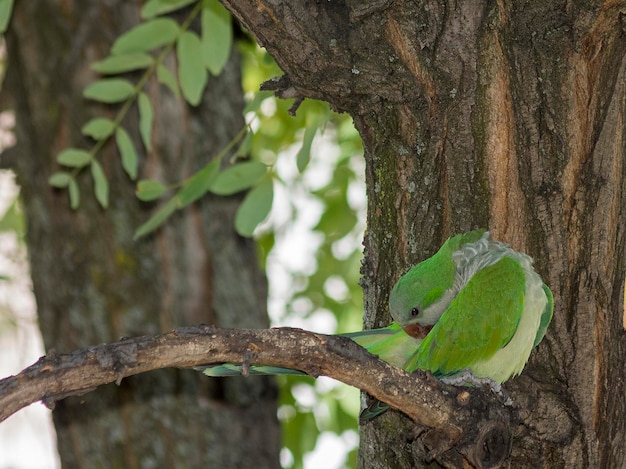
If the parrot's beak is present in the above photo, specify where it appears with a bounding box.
[402,323,433,339]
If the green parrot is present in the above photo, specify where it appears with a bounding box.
[201,229,554,417]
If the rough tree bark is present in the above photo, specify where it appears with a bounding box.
[221,1,626,467]
[2,1,280,467]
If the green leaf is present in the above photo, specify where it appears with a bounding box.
[138,92,153,151]
[141,0,197,19]
[68,179,80,209]
[235,177,273,237]
[177,160,219,207]
[0,198,24,236]
[111,18,180,55]
[83,79,135,103]
[177,31,207,106]
[134,197,178,239]
[296,124,317,172]
[115,128,138,180]
[210,161,267,195]
[136,179,167,201]
[92,53,153,74]
[48,172,71,188]
[234,131,253,159]
[81,118,115,140]
[201,0,232,75]
[0,0,14,34]
[91,160,109,208]
[314,197,358,241]
[157,64,180,97]
[56,149,92,168]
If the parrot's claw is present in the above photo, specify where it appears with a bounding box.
[441,369,491,387]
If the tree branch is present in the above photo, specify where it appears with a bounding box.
[0,325,515,467]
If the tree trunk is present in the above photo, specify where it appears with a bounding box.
[223,1,626,467]
[3,1,279,467]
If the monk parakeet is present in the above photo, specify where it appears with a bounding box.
[201,229,553,416]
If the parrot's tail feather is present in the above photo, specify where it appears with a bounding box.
[359,399,390,420]
[198,364,307,377]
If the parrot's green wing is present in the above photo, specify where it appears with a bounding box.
[405,256,526,376]
[200,363,307,376]
[359,400,391,420]
[345,323,423,369]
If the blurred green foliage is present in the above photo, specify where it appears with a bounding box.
[0,194,24,238]
[239,41,365,468]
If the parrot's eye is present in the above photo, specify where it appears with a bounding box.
[410,307,420,317]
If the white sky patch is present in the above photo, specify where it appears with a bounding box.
[259,96,277,117]
[303,431,359,469]
[291,382,317,410]
[0,112,15,150]
[280,447,295,468]
[315,376,341,393]
[331,233,361,260]
[324,275,350,302]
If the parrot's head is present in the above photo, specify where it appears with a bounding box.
[388,259,452,338]
[387,229,486,339]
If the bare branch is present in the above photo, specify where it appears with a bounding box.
[0,325,515,465]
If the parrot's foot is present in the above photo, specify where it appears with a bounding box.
[442,371,513,405]
[441,370,498,388]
